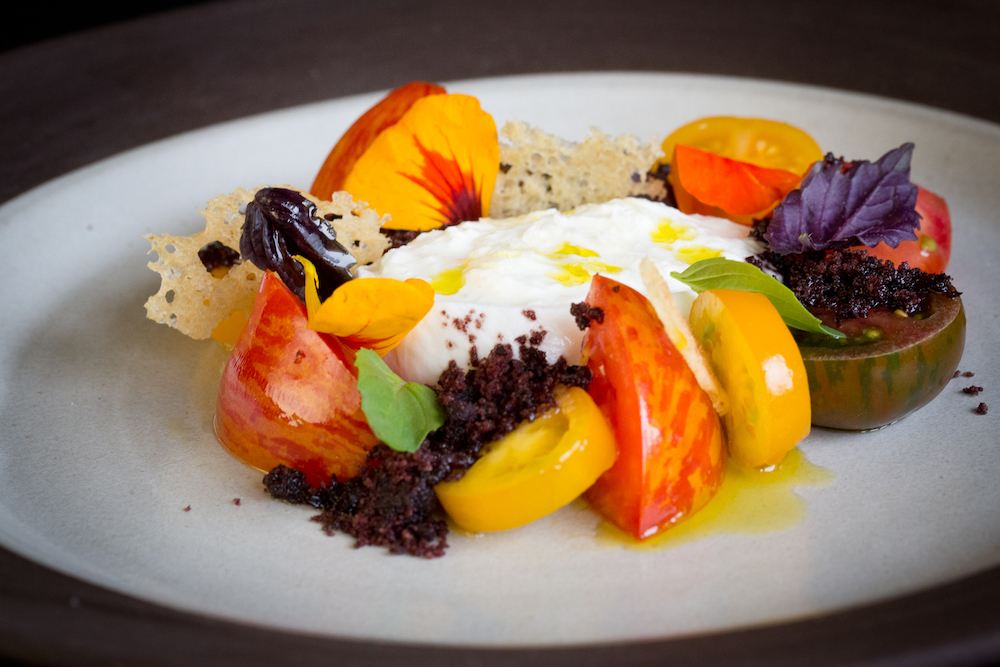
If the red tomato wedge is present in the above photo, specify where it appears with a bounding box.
[582,276,726,539]
[671,144,803,222]
[310,81,446,199]
[857,185,952,273]
[215,271,379,486]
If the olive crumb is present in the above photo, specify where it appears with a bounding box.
[183,505,191,512]
[963,386,984,396]
[233,498,242,506]
[571,302,604,330]
[263,339,592,558]
[976,403,989,415]
[198,240,240,273]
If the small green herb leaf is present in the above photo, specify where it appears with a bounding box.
[355,348,447,452]
[670,258,845,339]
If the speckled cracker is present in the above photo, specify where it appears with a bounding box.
[491,121,666,219]
[144,186,390,341]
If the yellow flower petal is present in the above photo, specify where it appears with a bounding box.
[297,254,434,356]
[343,94,499,231]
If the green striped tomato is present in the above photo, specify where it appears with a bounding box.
[798,292,965,431]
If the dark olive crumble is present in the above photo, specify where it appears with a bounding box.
[198,240,241,272]
[570,302,605,330]
[381,228,422,251]
[263,340,591,558]
[749,248,959,321]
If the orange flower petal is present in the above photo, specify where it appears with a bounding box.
[310,82,446,200]
[298,255,434,356]
[672,144,803,222]
[343,94,499,231]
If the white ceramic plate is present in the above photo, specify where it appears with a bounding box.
[0,72,997,647]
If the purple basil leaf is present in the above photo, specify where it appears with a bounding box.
[765,143,920,255]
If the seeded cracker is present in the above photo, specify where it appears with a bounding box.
[145,186,389,341]
[491,120,667,218]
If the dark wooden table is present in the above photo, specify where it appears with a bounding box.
[2,1,999,665]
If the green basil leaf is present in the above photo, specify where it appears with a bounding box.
[670,258,845,339]
[355,348,447,453]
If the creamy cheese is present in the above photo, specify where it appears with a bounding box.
[359,198,763,385]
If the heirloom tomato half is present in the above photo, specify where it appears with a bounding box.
[581,276,725,539]
[857,186,952,274]
[215,271,379,486]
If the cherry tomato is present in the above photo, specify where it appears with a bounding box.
[662,117,823,224]
[689,289,811,467]
[215,271,379,486]
[434,386,616,532]
[581,276,725,540]
[662,116,824,175]
[857,185,952,274]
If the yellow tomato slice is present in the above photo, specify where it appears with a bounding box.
[434,386,617,532]
[662,116,823,175]
[688,289,811,468]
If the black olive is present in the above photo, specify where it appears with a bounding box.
[240,188,355,301]
[198,240,241,272]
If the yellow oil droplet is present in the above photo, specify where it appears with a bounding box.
[650,218,697,245]
[551,243,599,258]
[674,245,724,265]
[548,261,623,286]
[596,448,834,550]
[429,266,465,295]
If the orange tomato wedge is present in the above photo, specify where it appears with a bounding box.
[663,116,824,224]
[434,386,616,532]
[688,289,811,468]
[662,116,823,174]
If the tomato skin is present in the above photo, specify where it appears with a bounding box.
[582,276,725,539]
[661,116,824,175]
[215,272,379,486]
[800,293,965,431]
[690,289,811,468]
[434,386,617,533]
[856,186,952,273]
[662,117,821,225]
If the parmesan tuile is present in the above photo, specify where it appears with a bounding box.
[639,258,729,416]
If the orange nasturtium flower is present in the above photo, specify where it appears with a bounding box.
[310,81,447,200]
[297,256,434,356]
[342,93,499,231]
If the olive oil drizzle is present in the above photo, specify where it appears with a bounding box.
[596,448,834,550]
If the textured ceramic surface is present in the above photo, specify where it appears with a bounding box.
[0,72,997,646]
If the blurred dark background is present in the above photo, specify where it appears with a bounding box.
[2,1,1000,665]
[3,1,216,53]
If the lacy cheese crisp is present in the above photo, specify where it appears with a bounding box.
[145,186,388,342]
[492,120,666,218]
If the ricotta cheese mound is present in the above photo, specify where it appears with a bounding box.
[359,198,764,386]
